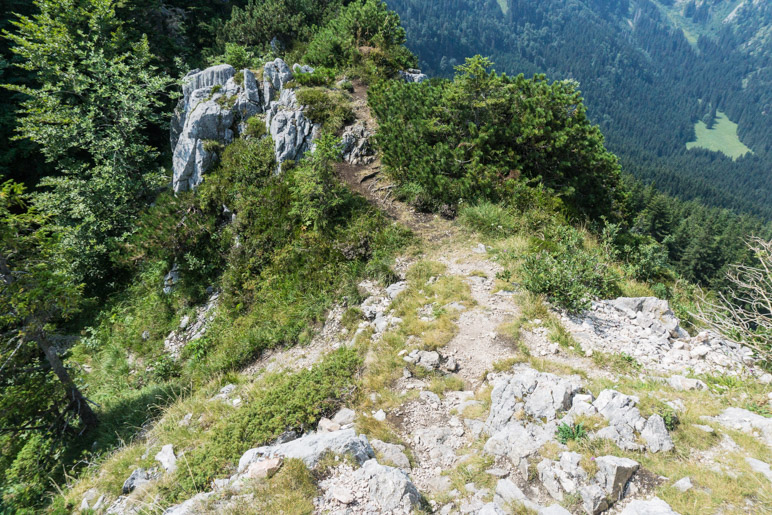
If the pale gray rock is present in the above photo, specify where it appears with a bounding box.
[292,63,315,75]
[594,456,639,500]
[268,108,316,164]
[238,428,374,472]
[641,415,674,452]
[371,439,411,470]
[263,58,293,99]
[122,468,150,494]
[486,368,580,433]
[593,390,646,450]
[163,492,214,515]
[171,59,318,192]
[332,407,356,426]
[386,281,408,299]
[340,121,376,165]
[620,497,680,514]
[710,407,772,446]
[746,457,772,483]
[155,444,177,473]
[374,409,387,421]
[414,350,441,370]
[163,263,179,294]
[484,419,556,462]
[317,417,341,432]
[355,459,420,512]
[538,452,588,502]
[494,478,542,512]
[182,64,235,100]
[479,503,507,515]
[579,483,609,515]
[668,375,707,391]
[672,476,693,492]
[540,506,572,515]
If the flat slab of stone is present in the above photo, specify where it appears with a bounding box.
[620,497,680,514]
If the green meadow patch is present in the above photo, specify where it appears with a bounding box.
[686,111,753,160]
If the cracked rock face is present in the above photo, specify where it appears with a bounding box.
[171,59,319,193]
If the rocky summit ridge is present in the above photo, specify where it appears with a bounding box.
[171,59,318,192]
[85,236,772,515]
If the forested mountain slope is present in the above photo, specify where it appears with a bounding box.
[388,0,772,219]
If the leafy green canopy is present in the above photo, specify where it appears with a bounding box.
[0,181,85,509]
[369,56,623,220]
[4,0,174,287]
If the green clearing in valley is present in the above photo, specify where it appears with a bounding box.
[686,110,753,160]
[496,0,508,15]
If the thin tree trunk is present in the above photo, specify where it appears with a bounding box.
[36,334,99,430]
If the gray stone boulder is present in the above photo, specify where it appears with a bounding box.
[486,368,582,433]
[593,390,647,451]
[537,452,587,501]
[122,468,151,494]
[371,439,411,470]
[268,108,316,164]
[340,121,376,165]
[668,375,707,391]
[746,457,772,483]
[709,407,772,447]
[579,483,608,515]
[484,419,556,463]
[620,497,680,514]
[641,415,674,452]
[237,428,375,472]
[594,456,639,500]
[354,459,420,512]
[163,492,214,515]
[263,58,293,100]
[155,444,177,473]
[493,478,542,512]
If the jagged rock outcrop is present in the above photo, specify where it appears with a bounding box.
[340,121,376,164]
[399,68,428,83]
[171,59,319,193]
[562,297,754,375]
[238,428,375,472]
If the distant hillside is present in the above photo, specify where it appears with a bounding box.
[388,0,772,219]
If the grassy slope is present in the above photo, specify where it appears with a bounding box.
[687,111,753,160]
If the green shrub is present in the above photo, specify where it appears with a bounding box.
[369,56,623,219]
[294,66,337,87]
[223,43,255,70]
[244,116,267,139]
[521,225,620,312]
[556,422,587,444]
[305,0,414,73]
[295,88,353,133]
[162,347,362,500]
[289,134,347,231]
[337,79,354,92]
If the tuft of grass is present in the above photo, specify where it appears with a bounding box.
[445,450,496,494]
[458,201,518,237]
[591,351,641,374]
[429,375,466,395]
[229,458,318,514]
